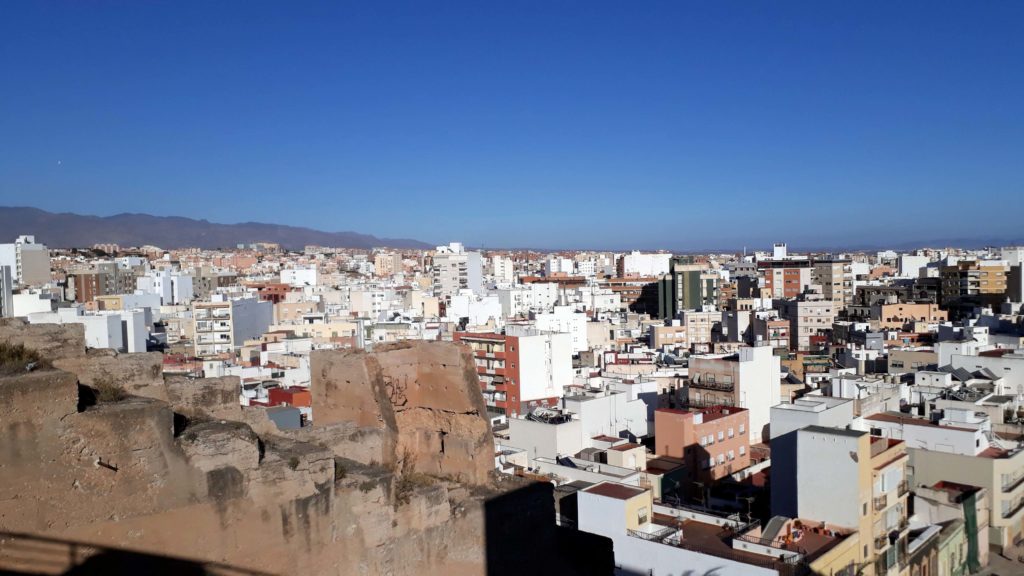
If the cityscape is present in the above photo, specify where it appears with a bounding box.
[2,2,1024,576]
[2,233,1023,575]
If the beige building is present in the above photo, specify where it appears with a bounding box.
[274,300,325,324]
[650,322,686,349]
[776,426,911,575]
[872,302,947,330]
[941,260,1008,306]
[910,444,1024,552]
[373,252,403,277]
[776,286,836,352]
[812,258,853,310]
[679,310,720,352]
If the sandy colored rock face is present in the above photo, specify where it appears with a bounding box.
[0,318,85,360]
[53,349,168,402]
[165,374,243,421]
[312,341,492,484]
[0,324,607,575]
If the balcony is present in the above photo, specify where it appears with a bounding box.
[897,480,909,497]
[874,534,888,551]
[1003,499,1024,519]
[1003,474,1024,493]
[874,494,888,512]
[688,377,735,393]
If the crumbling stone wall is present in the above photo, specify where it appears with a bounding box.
[312,341,492,484]
[165,374,243,422]
[0,324,608,576]
[0,318,85,360]
[53,349,168,402]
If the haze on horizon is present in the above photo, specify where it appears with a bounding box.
[1,1,1022,250]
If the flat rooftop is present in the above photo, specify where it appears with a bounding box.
[649,513,847,567]
[800,425,865,438]
[609,442,643,452]
[584,482,646,501]
[656,405,747,423]
[864,411,976,433]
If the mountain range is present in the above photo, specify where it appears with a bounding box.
[0,207,432,251]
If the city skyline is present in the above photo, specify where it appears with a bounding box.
[3,1,1023,248]
[1,205,1022,253]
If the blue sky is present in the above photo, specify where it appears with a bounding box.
[1,1,1022,250]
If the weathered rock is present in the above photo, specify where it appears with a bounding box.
[179,420,261,507]
[0,323,609,576]
[53,349,168,402]
[0,318,86,359]
[0,369,79,515]
[282,420,388,467]
[165,374,242,422]
[312,341,492,485]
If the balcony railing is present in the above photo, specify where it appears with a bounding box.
[874,535,888,551]
[627,526,680,544]
[897,480,909,497]
[733,533,808,558]
[1003,499,1024,519]
[1003,474,1024,493]
[688,379,735,392]
[874,494,888,512]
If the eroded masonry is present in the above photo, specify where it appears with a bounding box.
[0,319,610,575]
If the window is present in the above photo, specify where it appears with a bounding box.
[718,431,724,441]
[637,506,649,525]
[717,454,725,465]
[707,458,714,469]
[739,446,745,456]
[728,450,735,461]
[728,428,734,438]
[739,424,745,435]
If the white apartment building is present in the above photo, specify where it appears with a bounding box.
[27,307,148,352]
[575,258,597,278]
[564,285,621,313]
[349,288,388,318]
[532,305,588,353]
[899,254,930,278]
[0,266,13,318]
[281,267,318,287]
[432,242,483,299]
[193,296,273,358]
[544,256,575,276]
[621,251,671,277]
[490,255,515,283]
[495,282,559,317]
[0,235,49,286]
[447,289,503,327]
[136,269,195,305]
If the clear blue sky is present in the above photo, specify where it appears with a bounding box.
[1,2,1022,250]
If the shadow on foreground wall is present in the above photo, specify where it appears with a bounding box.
[0,531,272,576]
[484,482,614,576]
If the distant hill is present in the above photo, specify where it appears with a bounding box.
[0,207,432,251]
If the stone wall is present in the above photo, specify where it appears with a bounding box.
[0,324,610,575]
[312,341,492,484]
